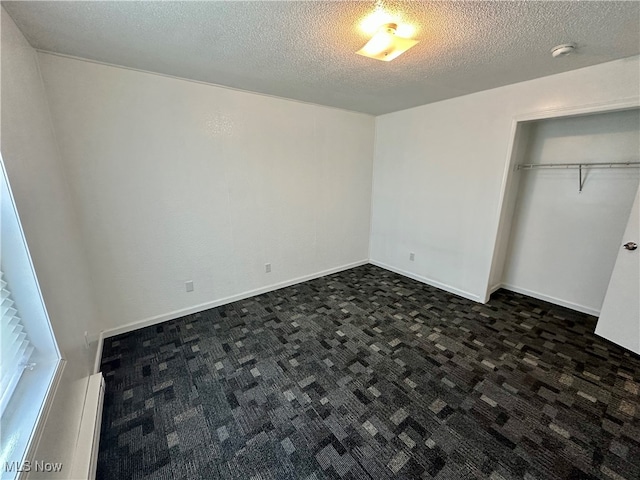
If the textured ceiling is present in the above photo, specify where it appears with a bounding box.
[3,1,639,115]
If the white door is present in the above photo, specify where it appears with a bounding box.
[595,186,640,354]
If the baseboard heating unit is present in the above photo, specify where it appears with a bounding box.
[69,373,105,480]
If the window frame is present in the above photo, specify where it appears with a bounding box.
[0,157,65,480]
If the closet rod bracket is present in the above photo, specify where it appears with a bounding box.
[579,164,583,193]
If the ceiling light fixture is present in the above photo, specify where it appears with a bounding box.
[551,43,576,58]
[356,22,419,62]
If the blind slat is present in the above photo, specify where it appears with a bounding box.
[0,270,34,411]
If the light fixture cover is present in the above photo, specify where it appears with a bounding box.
[356,23,418,61]
[551,43,576,58]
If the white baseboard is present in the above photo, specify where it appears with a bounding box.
[369,260,483,303]
[499,283,600,316]
[70,373,104,480]
[482,283,503,302]
[91,260,369,344]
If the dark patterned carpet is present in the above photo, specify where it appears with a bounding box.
[97,264,640,480]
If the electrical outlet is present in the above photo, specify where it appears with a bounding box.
[185,280,194,292]
[265,263,271,273]
[409,252,415,261]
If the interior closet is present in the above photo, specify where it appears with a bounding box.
[491,108,640,316]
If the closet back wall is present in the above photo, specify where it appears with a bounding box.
[37,53,374,336]
[502,110,640,315]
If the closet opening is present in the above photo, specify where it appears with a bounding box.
[487,107,640,317]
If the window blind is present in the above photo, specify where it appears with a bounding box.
[0,270,34,413]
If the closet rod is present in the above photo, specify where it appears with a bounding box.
[516,161,640,170]
[515,161,640,193]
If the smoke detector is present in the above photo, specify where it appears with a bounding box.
[551,44,576,58]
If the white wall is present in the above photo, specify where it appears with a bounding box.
[37,53,374,337]
[502,110,640,315]
[1,9,99,478]
[370,56,640,302]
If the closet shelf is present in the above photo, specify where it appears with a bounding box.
[515,161,640,192]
